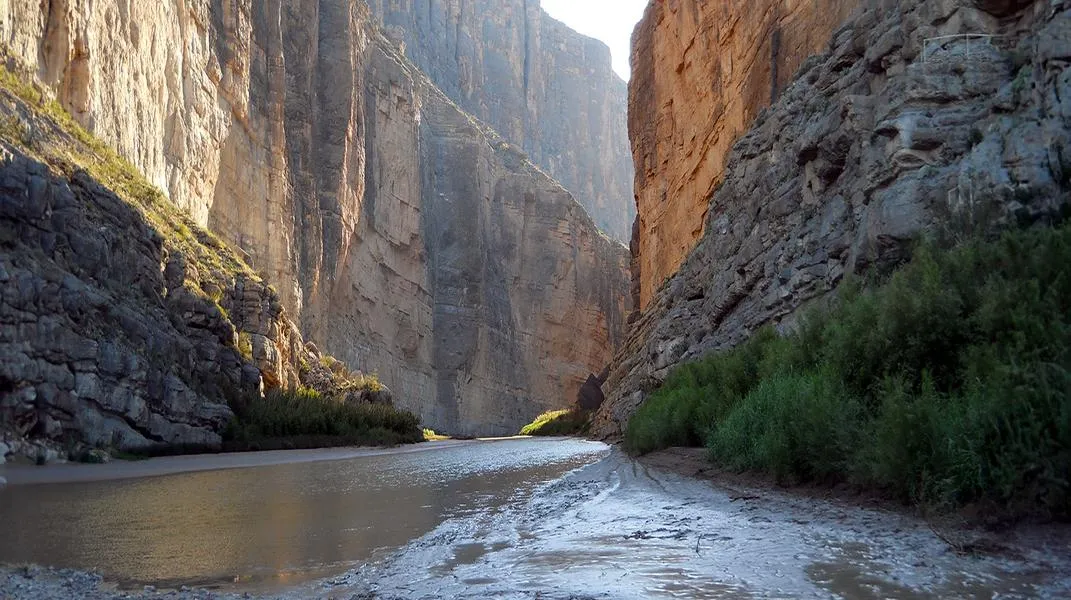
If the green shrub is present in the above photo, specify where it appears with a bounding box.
[226,387,422,447]
[520,409,590,436]
[624,327,779,455]
[626,224,1071,517]
[708,369,862,482]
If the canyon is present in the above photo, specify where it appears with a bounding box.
[596,0,1070,436]
[0,0,631,447]
[628,0,860,310]
[367,0,636,242]
[2,0,1071,596]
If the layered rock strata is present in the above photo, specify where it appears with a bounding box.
[366,0,636,242]
[1,0,629,437]
[629,0,861,309]
[0,81,352,456]
[595,0,1069,437]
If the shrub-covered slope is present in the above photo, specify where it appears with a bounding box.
[626,226,1071,518]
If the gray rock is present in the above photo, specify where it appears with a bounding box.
[595,0,1071,437]
[365,0,635,241]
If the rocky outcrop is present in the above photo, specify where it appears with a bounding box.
[0,79,340,457]
[595,0,1071,437]
[1,147,237,455]
[629,0,861,309]
[1,0,629,437]
[366,0,635,242]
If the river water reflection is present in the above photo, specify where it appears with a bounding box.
[0,438,609,591]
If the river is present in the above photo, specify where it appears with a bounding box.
[1,438,1069,599]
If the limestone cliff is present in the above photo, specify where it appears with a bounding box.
[595,0,1069,437]
[0,71,364,457]
[1,1,629,437]
[366,0,636,242]
[629,0,861,309]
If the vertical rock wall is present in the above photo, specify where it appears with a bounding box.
[596,0,1069,437]
[365,0,636,242]
[629,0,861,309]
[1,0,629,436]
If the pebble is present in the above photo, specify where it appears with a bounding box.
[0,565,252,599]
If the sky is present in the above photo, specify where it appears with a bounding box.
[541,0,649,80]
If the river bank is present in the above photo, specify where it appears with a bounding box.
[0,566,243,600]
[639,447,1071,558]
[329,447,1071,599]
[3,440,1071,599]
[0,440,469,485]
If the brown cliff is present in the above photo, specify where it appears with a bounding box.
[629,0,860,309]
[596,0,1068,437]
[366,0,636,242]
[1,0,629,437]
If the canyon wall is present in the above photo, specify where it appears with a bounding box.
[1,0,629,437]
[366,0,636,242]
[629,0,861,309]
[596,0,1069,436]
[0,81,360,456]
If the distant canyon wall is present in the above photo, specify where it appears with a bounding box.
[629,0,861,309]
[366,0,636,242]
[1,0,629,436]
[596,0,1068,436]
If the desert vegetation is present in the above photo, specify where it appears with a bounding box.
[626,225,1071,518]
[520,409,590,436]
[225,387,422,450]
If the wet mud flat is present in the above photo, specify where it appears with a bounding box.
[322,448,1071,600]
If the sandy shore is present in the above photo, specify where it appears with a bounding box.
[0,440,470,486]
[639,446,1071,559]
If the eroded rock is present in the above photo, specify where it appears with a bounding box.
[0,0,631,438]
[595,0,1069,438]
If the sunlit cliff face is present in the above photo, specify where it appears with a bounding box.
[594,0,1071,438]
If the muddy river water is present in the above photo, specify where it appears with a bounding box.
[1,438,1069,598]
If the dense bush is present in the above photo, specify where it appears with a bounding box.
[625,225,1071,516]
[520,409,590,436]
[226,387,423,448]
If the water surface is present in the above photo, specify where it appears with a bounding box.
[0,438,608,591]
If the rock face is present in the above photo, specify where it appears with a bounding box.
[1,0,629,437]
[0,88,323,455]
[366,0,636,242]
[595,0,1071,437]
[629,0,861,309]
[1,148,234,452]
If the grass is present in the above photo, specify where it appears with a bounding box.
[625,225,1071,518]
[520,409,590,436]
[0,61,256,290]
[226,387,423,448]
[423,428,450,441]
[341,372,384,394]
[236,332,254,361]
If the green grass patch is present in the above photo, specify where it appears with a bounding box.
[423,428,450,441]
[236,331,254,361]
[520,409,589,436]
[625,225,1071,517]
[226,387,422,447]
